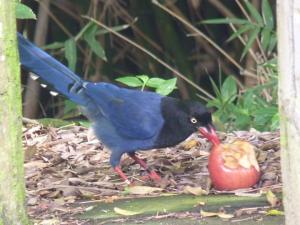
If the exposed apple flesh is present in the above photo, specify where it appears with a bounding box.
[208,140,260,191]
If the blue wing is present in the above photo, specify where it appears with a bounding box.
[18,33,164,140]
[85,83,164,139]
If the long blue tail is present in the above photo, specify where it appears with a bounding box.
[18,32,88,106]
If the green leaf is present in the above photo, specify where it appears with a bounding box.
[242,90,257,110]
[97,24,131,35]
[267,33,277,54]
[227,24,255,42]
[78,120,91,128]
[116,76,143,87]
[137,75,149,90]
[201,18,249,25]
[241,28,260,60]
[207,98,222,108]
[253,107,278,130]
[245,0,263,26]
[137,75,149,84]
[64,38,77,71]
[234,112,251,130]
[83,24,107,61]
[146,78,167,88]
[208,76,222,99]
[261,27,272,50]
[43,42,64,50]
[246,79,277,94]
[75,21,95,40]
[63,100,81,118]
[16,3,36,19]
[155,78,177,96]
[218,103,236,124]
[262,0,274,28]
[266,209,284,216]
[263,57,277,69]
[270,112,279,131]
[79,22,130,39]
[64,100,78,114]
[114,207,141,216]
[221,76,237,103]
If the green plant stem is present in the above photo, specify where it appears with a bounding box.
[141,81,147,91]
[83,16,214,100]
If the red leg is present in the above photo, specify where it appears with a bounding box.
[129,153,161,181]
[130,154,148,169]
[147,170,161,181]
[114,166,131,185]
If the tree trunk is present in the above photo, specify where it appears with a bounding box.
[277,1,300,225]
[0,1,30,224]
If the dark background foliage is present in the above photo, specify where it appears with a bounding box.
[18,0,277,131]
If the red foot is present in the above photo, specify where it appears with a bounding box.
[148,170,161,181]
[129,153,161,182]
[129,154,148,169]
[114,166,131,185]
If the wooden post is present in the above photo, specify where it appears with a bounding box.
[0,1,30,224]
[277,1,300,225]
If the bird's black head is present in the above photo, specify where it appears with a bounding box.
[157,97,219,147]
[179,101,217,141]
[178,100,213,131]
[178,100,220,145]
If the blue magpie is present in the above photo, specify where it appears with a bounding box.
[18,33,217,183]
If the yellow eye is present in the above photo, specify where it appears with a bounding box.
[190,117,197,124]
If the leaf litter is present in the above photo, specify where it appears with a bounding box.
[23,123,282,224]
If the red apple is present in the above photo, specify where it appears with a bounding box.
[199,128,260,191]
[208,141,260,190]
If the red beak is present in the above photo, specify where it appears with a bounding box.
[199,124,220,146]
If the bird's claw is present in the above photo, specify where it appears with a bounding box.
[140,170,161,183]
[148,170,161,181]
[124,179,132,185]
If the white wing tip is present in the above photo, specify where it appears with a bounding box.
[49,91,58,96]
[29,73,39,80]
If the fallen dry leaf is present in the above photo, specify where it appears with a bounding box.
[22,124,281,224]
[200,210,218,217]
[114,207,141,216]
[266,209,284,216]
[182,139,198,150]
[183,186,208,196]
[127,186,163,195]
[217,212,234,219]
[36,218,61,225]
[200,210,234,219]
[266,190,278,207]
